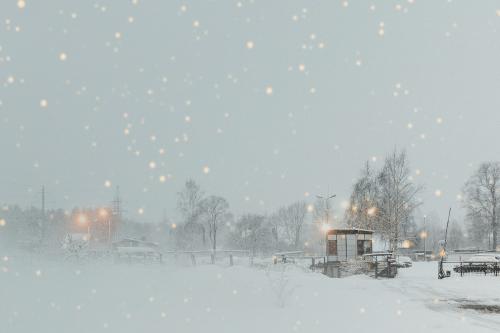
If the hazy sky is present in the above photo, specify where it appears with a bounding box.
[1,0,500,223]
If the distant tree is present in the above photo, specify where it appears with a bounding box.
[463,162,500,251]
[267,212,282,247]
[176,179,205,249]
[421,212,445,255]
[447,222,465,251]
[200,195,230,253]
[280,201,308,249]
[227,214,273,256]
[465,212,490,249]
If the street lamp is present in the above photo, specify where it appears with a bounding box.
[367,206,377,217]
[317,193,336,260]
[77,213,90,237]
[316,194,336,226]
[98,208,111,244]
[421,215,427,262]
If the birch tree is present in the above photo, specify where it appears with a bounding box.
[345,161,379,230]
[376,149,422,250]
[280,201,308,249]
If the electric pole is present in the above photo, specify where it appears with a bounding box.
[423,215,427,262]
[40,185,46,244]
[316,193,336,226]
[112,186,123,220]
[110,186,123,242]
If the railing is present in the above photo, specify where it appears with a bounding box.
[162,250,252,266]
[441,260,500,277]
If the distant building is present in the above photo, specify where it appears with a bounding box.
[112,238,162,263]
[112,238,159,249]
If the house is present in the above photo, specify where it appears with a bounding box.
[112,238,162,263]
[111,238,159,249]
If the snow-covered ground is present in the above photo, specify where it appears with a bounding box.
[1,256,500,333]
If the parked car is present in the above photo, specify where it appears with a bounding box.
[396,256,413,268]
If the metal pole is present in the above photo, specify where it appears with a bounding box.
[317,193,336,261]
[423,215,426,262]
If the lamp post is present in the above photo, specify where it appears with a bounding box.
[316,194,336,226]
[317,193,336,260]
[77,213,90,239]
[99,208,111,244]
[421,215,427,262]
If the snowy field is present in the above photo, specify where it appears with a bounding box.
[1,256,500,333]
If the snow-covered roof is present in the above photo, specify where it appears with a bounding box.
[66,233,89,241]
[116,246,159,254]
[112,238,158,247]
[327,228,374,235]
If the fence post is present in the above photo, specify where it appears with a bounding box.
[375,258,378,279]
[460,261,463,277]
[191,254,196,266]
[211,253,215,264]
[229,254,233,266]
[386,257,389,278]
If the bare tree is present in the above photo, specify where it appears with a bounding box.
[200,195,230,254]
[176,179,205,249]
[280,201,308,249]
[463,162,500,250]
[344,150,421,250]
[228,214,273,257]
[267,212,282,246]
[465,212,490,249]
[345,161,379,229]
[375,149,421,250]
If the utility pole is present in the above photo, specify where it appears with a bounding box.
[111,186,123,242]
[316,193,336,226]
[316,193,336,260]
[112,186,123,220]
[40,185,46,244]
[423,215,427,262]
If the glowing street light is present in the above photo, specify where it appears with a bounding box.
[367,206,377,216]
[98,208,109,218]
[77,213,87,225]
[98,208,112,244]
[402,240,412,249]
[77,213,90,236]
[422,215,427,261]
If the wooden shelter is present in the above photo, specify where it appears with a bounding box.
[326,228,373,262]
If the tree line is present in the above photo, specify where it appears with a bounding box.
[1,150,499,255]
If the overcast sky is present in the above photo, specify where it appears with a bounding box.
[1,0,500,223]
